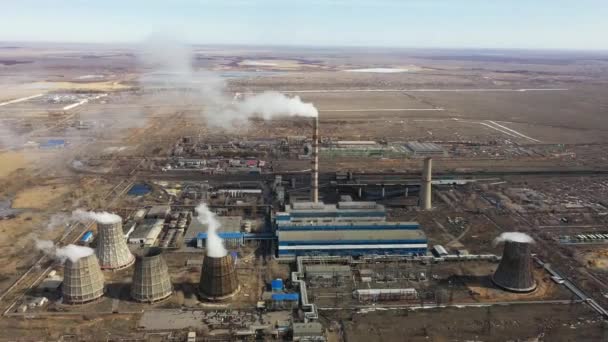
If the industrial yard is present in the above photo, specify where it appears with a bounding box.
[0,41,608,342]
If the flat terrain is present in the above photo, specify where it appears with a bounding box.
[1,43,608,340]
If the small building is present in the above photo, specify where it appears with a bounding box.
[36,275,63,292]
[146,205,171,219]
[196,232,243,248]
[404,141,445,157]
[353,288,418,301]
[432,245,449,257]
[128,219,164,246]
[305,265,351,279]
[293,322,324,341]
[40,139,66,149]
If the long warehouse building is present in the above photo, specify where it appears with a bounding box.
[276,201,427,257]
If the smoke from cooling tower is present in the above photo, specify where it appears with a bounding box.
[195,203,227,258]
[72,209,121,224]
[35,239,94,262]
[138,34,318,129]
[494,232,534,245]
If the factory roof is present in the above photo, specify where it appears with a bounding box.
[129,219,164,240]
[278,228,426,243]
[405,141,444,154]
[146,205,171,218]
[293,322,323,336]
[283,201,385,216]
[277,220,420,231]
[185,216,242,241]
[305,264,351,276]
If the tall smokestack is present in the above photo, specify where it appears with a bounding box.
[420,157,432,210]
[492,233,536,293]
[311,116,319,203]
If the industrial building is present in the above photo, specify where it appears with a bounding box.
[128,219,164,246]
[404,141,446,157]
[184,215,242,247]
[276,201,427,257]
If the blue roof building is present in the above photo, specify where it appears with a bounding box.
[276,201,427,257]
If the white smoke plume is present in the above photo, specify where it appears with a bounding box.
[45,212,71,231]
[35,239,94,263]
[494,232,534,245]
[195,203,227,258]
[137,35,318,130]
[71,209,121,224]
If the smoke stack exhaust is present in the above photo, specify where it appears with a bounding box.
[492,238,537,293]
[311,116,319,203]
[420,157,432,210]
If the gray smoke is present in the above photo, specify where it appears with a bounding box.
[137,34,318,130]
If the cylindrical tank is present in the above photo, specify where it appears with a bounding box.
[198,254,239,300]
[130,248,172,303]
[62,254,105,304]
[492,240,537,292]
[96,220,134,270]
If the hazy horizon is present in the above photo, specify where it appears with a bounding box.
[3,0,608,51]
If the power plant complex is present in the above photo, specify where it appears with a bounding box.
[13,107,598,342]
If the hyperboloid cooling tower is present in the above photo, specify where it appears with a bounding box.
[131,248,172,303]
[96,219,134,270]
[492,240,537,292]
[62,254,105,304]
[198,254,240,300]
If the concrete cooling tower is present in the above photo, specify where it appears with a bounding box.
[96,220,135,270]
[131,248,173,303]
[62,254,105,304]
[198,254,240,300]
[492,240,537,292]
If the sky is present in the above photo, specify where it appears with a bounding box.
[2,0,607,50]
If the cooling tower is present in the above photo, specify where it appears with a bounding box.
[62,254,105,304]
[198,254,240,300]
[96,220,135,270]
[131,248,172,303]
[492,240,537,292]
